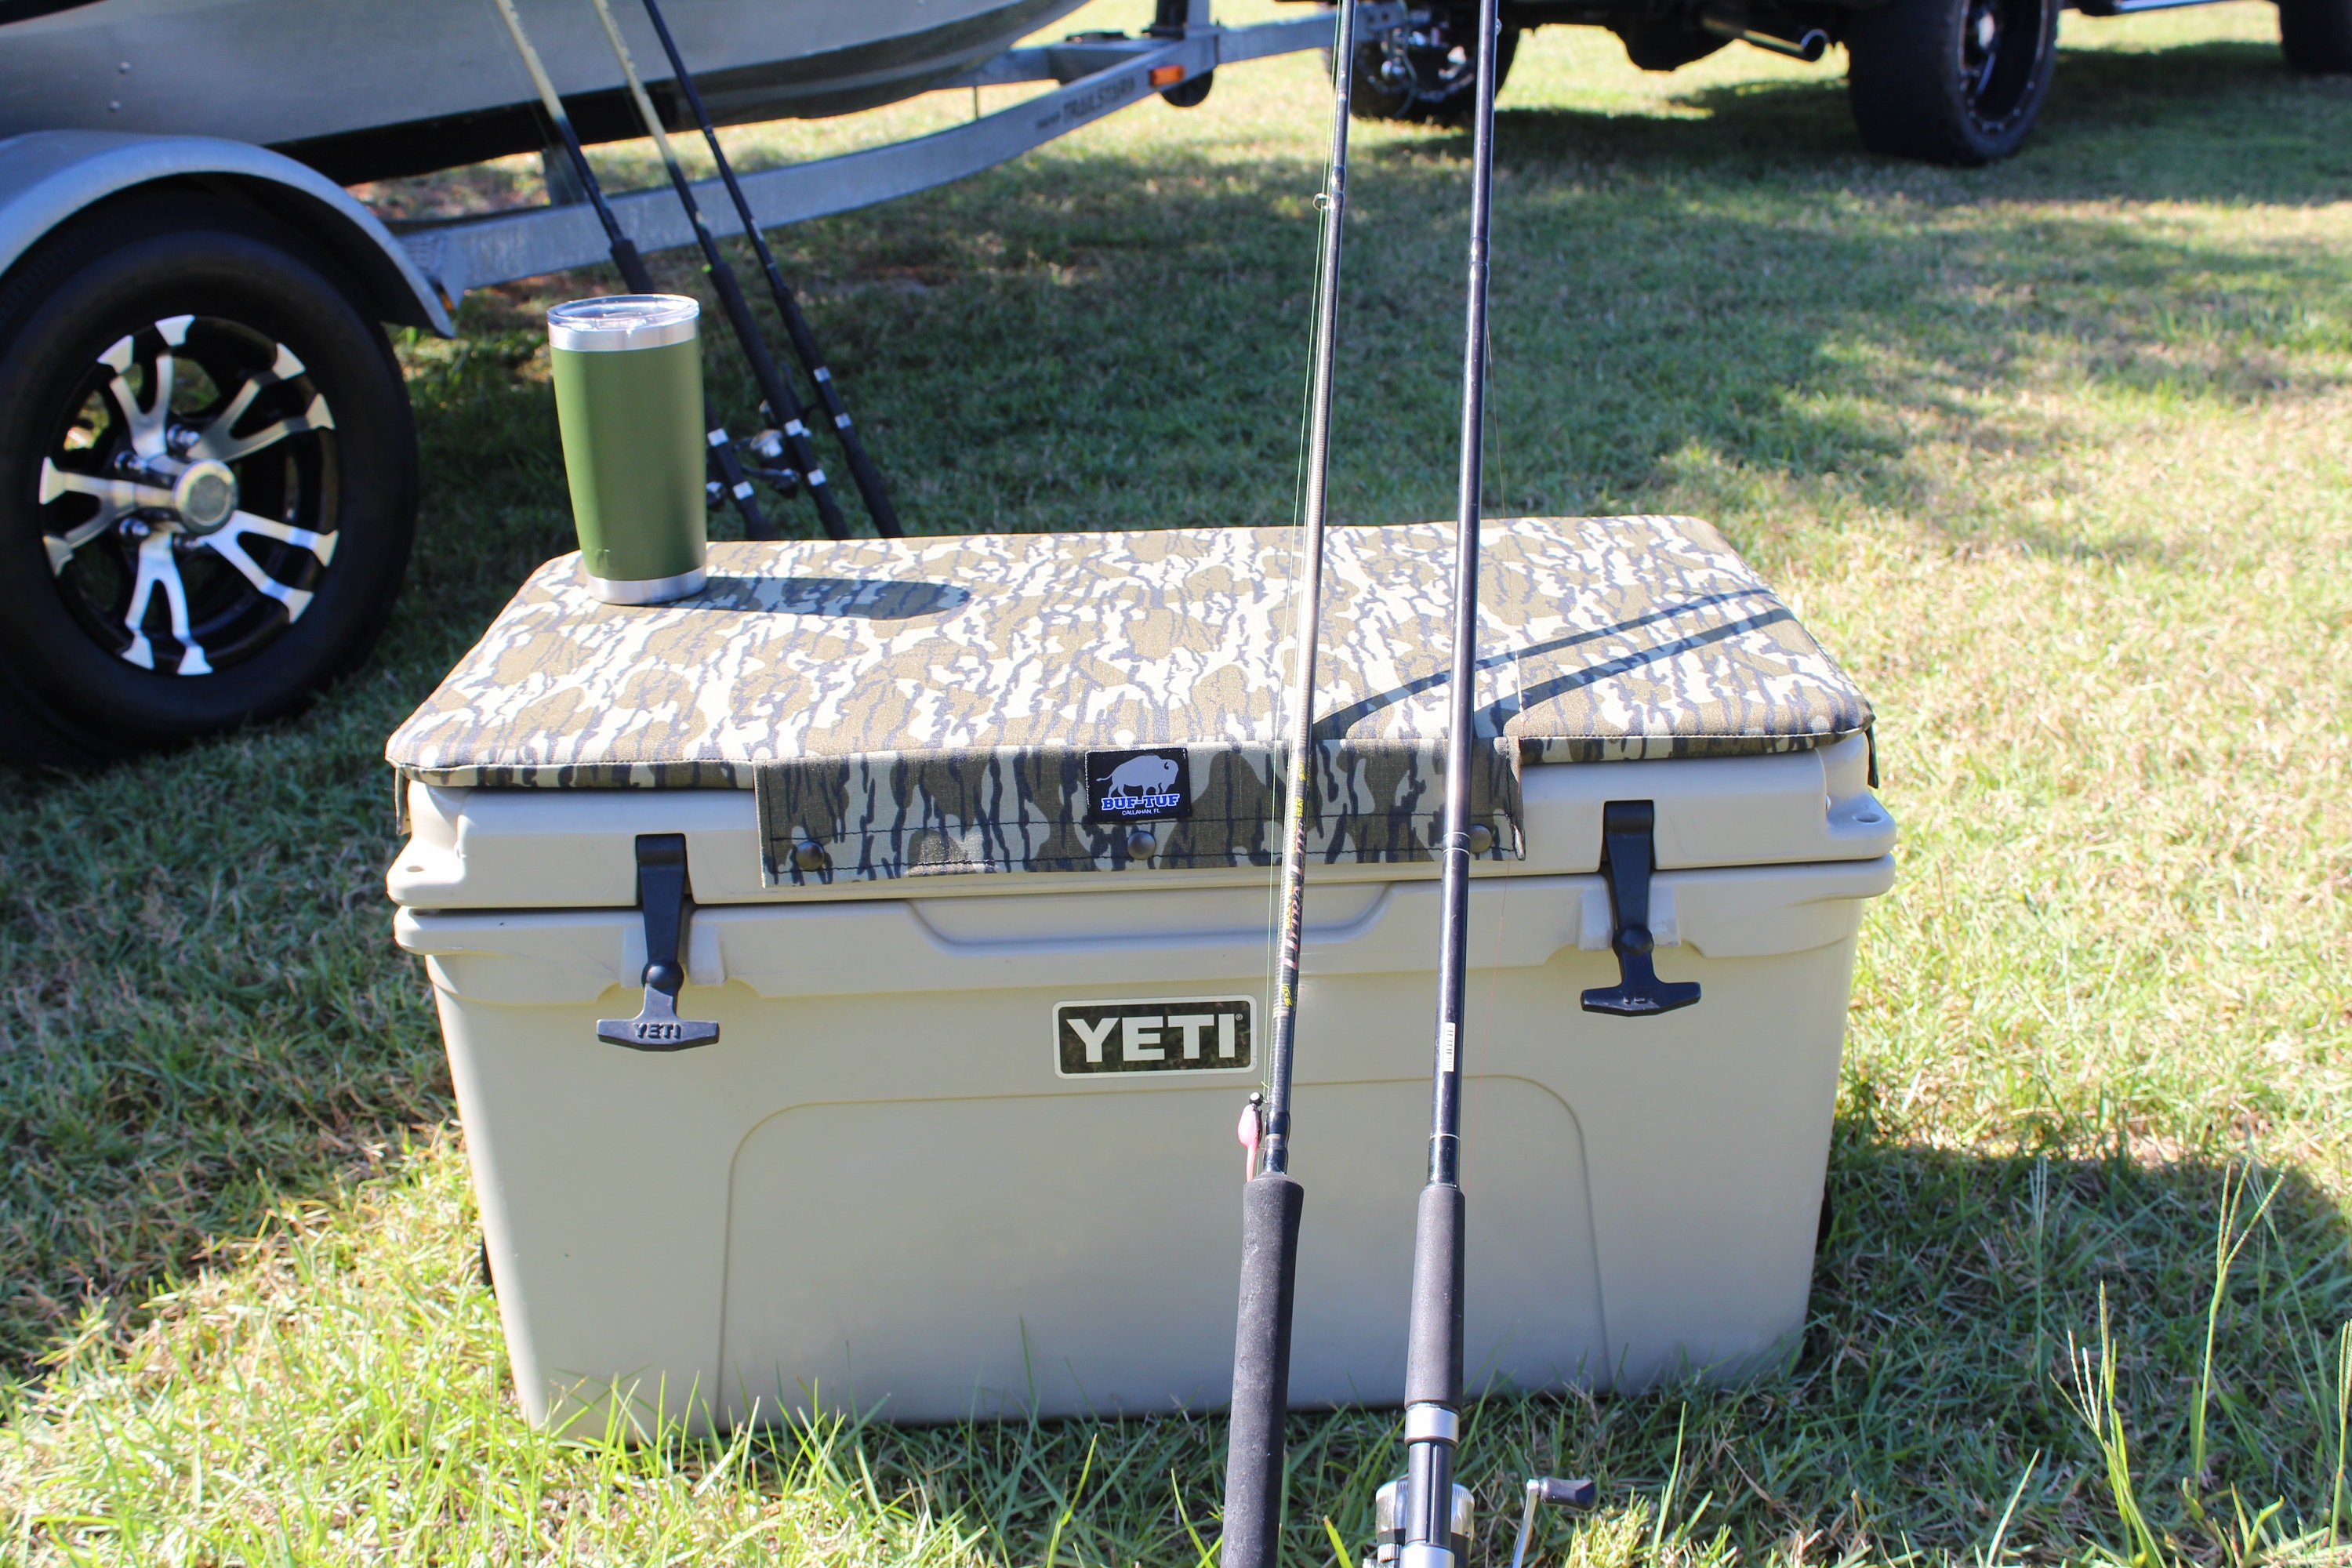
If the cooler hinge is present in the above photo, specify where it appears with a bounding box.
[597,833,721,1051]
[1580,801,1701,1018]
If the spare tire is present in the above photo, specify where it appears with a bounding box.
[1612,19,1730,71]
[2279,0,2352,72]
[1352,9,1520,123]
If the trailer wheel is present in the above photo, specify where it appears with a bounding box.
[1352,11,1519,124]
[0,194,416,765]
[1846,0,2058,164]
[1160,67,1216,107]
[2280,0,2352,71]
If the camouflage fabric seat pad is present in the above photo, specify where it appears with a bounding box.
[385,517,1871,883]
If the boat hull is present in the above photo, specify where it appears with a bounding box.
[0,0,1090,182]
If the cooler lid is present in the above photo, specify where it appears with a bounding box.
[386,517,1871,884]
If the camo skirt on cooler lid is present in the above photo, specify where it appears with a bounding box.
[383,517,1874,885]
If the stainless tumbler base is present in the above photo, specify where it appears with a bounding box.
[585,564,708,605]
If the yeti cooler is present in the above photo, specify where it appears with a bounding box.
[385,516,1894,1435]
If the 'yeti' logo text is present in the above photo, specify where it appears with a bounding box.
[1085,746,1192,823]
[1054,996,1254,1076]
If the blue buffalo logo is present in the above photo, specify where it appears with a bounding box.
[1085,746,1192,822]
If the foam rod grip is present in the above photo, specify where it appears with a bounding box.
[1404,1181,1465,1408]
[1221,1173,1305,1568]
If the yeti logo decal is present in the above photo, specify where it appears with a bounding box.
[1054,996,1254,1077]
[1085,746,1192,823]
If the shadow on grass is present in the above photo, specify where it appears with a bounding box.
[2,29,2347,1392]
[658,1138,2352,1564]
[1455,36,2352,207]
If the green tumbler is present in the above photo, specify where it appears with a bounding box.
[548,295,708,604]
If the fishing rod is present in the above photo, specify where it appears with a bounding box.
[486,0,777,542]
[626,0,903,538]
[1216,3,1359,1566]
[1381,2,1594,1566]
[583,0,854,542]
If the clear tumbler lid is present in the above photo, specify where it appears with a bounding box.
[547,294,699,352]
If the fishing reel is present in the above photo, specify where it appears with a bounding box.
[737,427,805,498]
[1366,1479,1472,1568]
[1363,1475,1595,1568]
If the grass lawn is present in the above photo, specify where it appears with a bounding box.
[4,1,2350,1561]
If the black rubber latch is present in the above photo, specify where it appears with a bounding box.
[596,833,720,1051]
[1579,800,1701,1018]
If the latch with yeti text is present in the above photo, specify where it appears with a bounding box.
[1581,800,1701,1018]
[597,833,720,1051]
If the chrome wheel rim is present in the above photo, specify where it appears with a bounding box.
[35,314,339,677]
[1958,0,2046,133]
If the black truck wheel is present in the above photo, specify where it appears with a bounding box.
[1352,9,1519,123]
[1846,0,2059,164]
[0,194,416,766]
[2280,0,2352,71]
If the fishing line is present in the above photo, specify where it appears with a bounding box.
[1392,0,1506,1559]
[1220,10,1362,1568]
[1261,124,1345,1029]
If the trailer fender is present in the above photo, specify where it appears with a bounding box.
[0,129,454,336]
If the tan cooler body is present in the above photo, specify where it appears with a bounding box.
[384,517,1894,1436]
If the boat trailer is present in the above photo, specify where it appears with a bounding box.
[0,2,1403,763]
[401,5,1408,305]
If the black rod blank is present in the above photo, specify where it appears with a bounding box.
[630,0,903,538]
[1396,0,1505,1560]
[485,0,775,541]
[586,0,851,541]
[1218,6,1359,1567]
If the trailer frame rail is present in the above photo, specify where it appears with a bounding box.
[397,5,1405,303]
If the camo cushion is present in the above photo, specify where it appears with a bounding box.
[386,517,1871,882]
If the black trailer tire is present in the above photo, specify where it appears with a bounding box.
[1160,67,1217,107]
[0,194,416,765]
[1846,0,2059,164]
[2280,0,2352,71]
[1352,12,1519,124]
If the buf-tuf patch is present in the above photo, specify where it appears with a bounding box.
[1085,746,1192,823]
